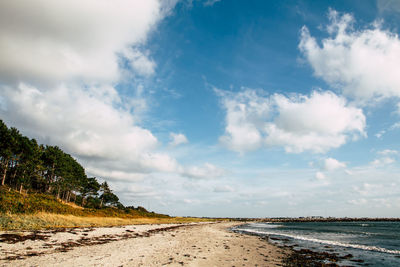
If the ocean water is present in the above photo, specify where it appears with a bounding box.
[233,221,400,266]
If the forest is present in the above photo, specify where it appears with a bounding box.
[0,119,122,209]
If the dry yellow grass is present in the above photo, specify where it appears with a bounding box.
[0,212,222,230]
[58,200,84,210]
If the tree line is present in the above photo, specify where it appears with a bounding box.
[0,120,121,209]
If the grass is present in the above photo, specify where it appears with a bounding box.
[0,212,219,230]
[0,187,223,230]
[0,186,168,218]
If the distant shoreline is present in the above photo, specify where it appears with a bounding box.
[260,217,400,222]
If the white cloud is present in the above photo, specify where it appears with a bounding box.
[353,183,385,197]
[375,130,386,139]
[370,157,395,166]
[182,163,226,179]
[299,9,400,102]
[0,0,184,182]
[213,185,234,193]
[377,149,398,156]
[377,0,400,14]
[390,121,400,130]
[217,89,270,153]
[1,83,181,178]
[347,198,368,205]
[266,91,366,153]
[123,48,156,76]
[204,0,221,7]
[369,149,398,167]
[323,157,346,171]
[183,199,197,204]
[217,89,366,153]
[0,0,167,86]
[169,133,189,147]
[315,172,326,180]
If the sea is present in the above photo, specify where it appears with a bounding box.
[233,221,400,266]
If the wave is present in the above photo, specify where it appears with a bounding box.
[246,223,284,228]
[237,228,400,255]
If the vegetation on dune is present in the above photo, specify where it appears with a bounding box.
[0,186,166,218]
[0,186,219,230]
[0,120,175,229]
[0,212,216,230]
[0,119,123,209]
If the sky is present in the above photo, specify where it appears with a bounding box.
[1,0,400,218]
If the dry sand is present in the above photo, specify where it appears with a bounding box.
[0,222,290,266]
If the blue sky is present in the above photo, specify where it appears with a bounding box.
[1,0,400,217]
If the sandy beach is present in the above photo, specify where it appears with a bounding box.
[0,222,289,266]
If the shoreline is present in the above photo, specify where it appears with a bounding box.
[1,221,290,266]
[234,223,396,266]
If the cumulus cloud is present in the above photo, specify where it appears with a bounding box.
[169,133,189,147]
[1,83,181,179]
[299,9,400,102]
[217,89,366,153]
[0,0,184,183]
[266,91,366,153]
[0,0,167,86]
[315,171,326,180]
[370,157,395,166]
[216,89,270,152]
[390,122,400,130]
[182,163,226,179]
[322,157,346,171]
[369,149,397,167]
[123,48,156,77]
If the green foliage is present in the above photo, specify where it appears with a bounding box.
[99,181,119,207]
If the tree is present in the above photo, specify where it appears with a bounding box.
[0,120,12,186]
[0,120,125,210]
[41,146,63,193]
[99,181,119,207]
[80,177,100,206]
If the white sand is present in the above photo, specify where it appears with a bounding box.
[0,222,289,266]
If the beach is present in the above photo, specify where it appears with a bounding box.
[0,222,289,266]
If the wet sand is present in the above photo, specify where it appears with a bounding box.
[0,222,290,266]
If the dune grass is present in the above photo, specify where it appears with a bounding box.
[0,187,226,230]
[0,186,168,218]
[0,212,220,230]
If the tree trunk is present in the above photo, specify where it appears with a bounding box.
[1,160,8,186]
[1,168,7,186]
[47,163,55,192]
[11,167,17,183]
[50,162,55,183]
